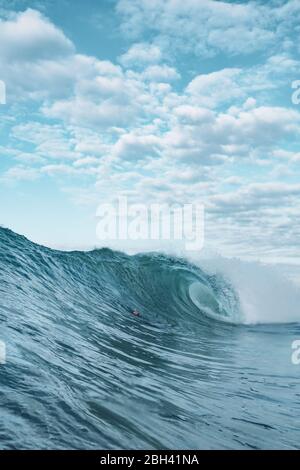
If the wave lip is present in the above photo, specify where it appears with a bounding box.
[189,279,243,324]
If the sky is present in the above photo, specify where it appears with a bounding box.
[0,0,300,264]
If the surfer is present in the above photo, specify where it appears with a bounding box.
[132,309,141,317]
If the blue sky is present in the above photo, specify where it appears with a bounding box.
[0,0,300,263]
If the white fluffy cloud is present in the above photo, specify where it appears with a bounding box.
[0,9,77,99]
[141,65,180,82]
[116,0,288,57]
[0,10,132,102]
[119,42,162,68]
[0,9,181,127]
[0,8,74,61]
[112,133,162,161]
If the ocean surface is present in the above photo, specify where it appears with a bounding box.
[0,227,300,450]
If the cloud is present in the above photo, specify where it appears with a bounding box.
[41,63,179,129]
[43,89,145,129]
[119,42,162,68]
[0,9,75,100]
[11,122,83,161]
[0,8,74,61]
[184,55,300,109]
[112,133,162,161]
[211,182,300,214]
[0,9,124,101]
[12,122,68,145]
[2,165,40,182]
[116,0,280,57]
[159,104,300,166]
[141,65,180,82]
[0,10,176,128]
[186,68,243,108]
[212,106,300,146]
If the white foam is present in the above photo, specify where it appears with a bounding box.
[197,257,300,325]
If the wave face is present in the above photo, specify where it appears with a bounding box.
[0,227,300,449]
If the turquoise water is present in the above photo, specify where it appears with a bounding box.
[0,227,299,449]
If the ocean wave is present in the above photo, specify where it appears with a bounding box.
[0,227,300,449]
